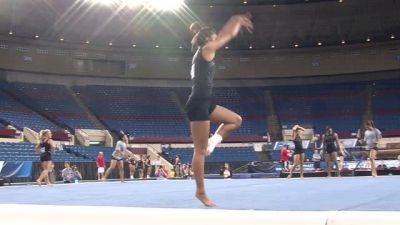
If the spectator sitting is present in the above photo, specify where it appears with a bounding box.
[312,150,321,171]
[155,165,169,179]
[376,160,388,170]
[219,163,233,179]
[72,165,82,182]
[61,162,74,183]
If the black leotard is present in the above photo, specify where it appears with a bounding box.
[185,48,217,121]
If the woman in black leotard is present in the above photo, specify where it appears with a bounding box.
[186,14,253,207]
[322,127,341,177]
[288,125,306,179]
[35,129,56,186]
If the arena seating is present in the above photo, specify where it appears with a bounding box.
[372,79,400,136]
[162,146,257,163]
[73,85,190,137]
[272,83,366,136]
[0,90,59,131]
[63,145,113,161]
[0,142,89,162]
[4,82,95,130]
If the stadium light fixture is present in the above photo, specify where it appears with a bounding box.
[35,34,39,39]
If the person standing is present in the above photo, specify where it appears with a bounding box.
[288,125,306,179]
[338,141,349,171]
[280,145,290,171]
[364,120,382,177]
[96,152,105,180]
[35,129,56,186]
[322,127,341,177]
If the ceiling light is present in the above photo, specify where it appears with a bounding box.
[60,38,64,41]
[317,42,322,46]
[109,42,113,46]
[294,44,299,48]
[243,1,247,4]
[9,31,13,35]
[35,34,39,39]
[85,40,90,44]
[225,46,229,49]
[143,0,184,11]
[249,45,253,49]
[155,44,159,48]
[132,44,136,47]
[366,37,371,42]
[390,34,395,39]
[341,40,346,44]
[271,45,275,49]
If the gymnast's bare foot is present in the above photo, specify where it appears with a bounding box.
[36,179,41,186]
[195,191,215,207]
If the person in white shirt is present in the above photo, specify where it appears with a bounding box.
[102,132,130,182]
[363,120,382,177]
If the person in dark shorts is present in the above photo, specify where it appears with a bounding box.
[364,120,382,177]
[186,14,254,207]
[322,127,341,177]
[288,125,306,179]
[103,132,130,182]
[35,129,56,186]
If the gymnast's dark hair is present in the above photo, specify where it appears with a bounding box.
[118,131,126,141]
[190,22,216,52]
[366,120,375,128]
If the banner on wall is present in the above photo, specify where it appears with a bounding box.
[0,161,32,178]
[0,161,4,174]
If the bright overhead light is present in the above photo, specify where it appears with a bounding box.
[294,44,299,48]
[85,40,90,44]
[317,42,322,46]
[109,42,113,46]
[249,45,253,49]
[366,37,371,42]
[390,34,395,39]
[35,34,39,38]
[271,45,275,49]
[341,40,346,44]
[60,38,64,41]
[143,0,184,11]
[225,46,229,49]
[155,44,159,48]
[179,45,183,49]
[9,31,13,35]
[243,1,247,4]
[132,44,136,47]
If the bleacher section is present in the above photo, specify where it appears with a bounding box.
[4,82,95,130]
[64,145,113,161]
[162,146,257,163]
[73,85,189,137]
[373,80,400,136]
[0,142,88,162]
[272,83,366,136]
[0,90,59,131]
